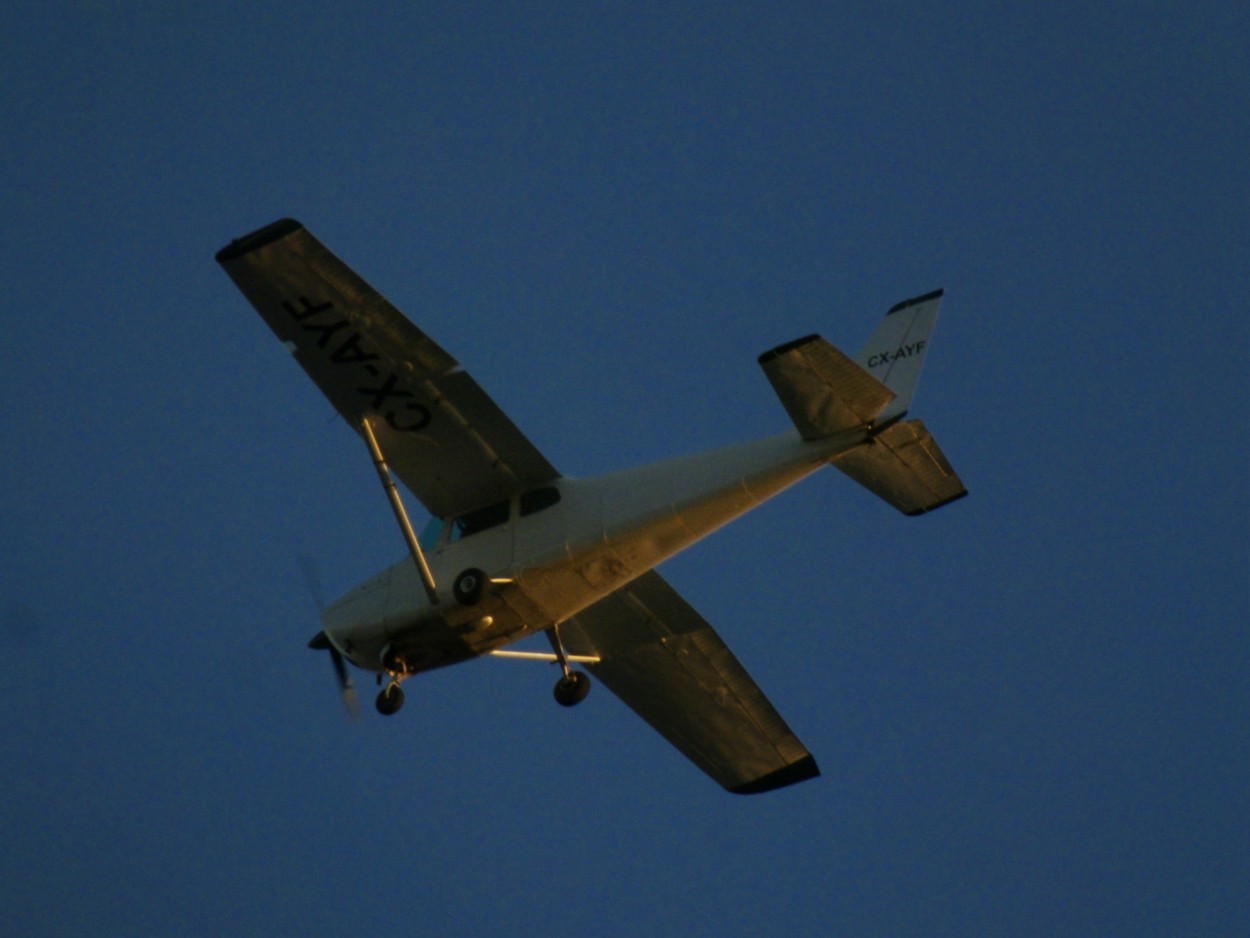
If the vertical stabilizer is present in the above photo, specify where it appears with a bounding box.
[856,289,943,423]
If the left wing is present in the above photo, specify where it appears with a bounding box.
[560,572,819,794]
[216,219,559,519]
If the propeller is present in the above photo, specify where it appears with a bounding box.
[300,555,360,720]
[308,630,361,720]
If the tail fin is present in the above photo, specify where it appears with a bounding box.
[756,288,945,440]
[759,288,966,515]
[855,288,943,424]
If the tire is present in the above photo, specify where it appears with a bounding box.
[453,568,487,606]
[375,683,405,716]
[553,671,592,707]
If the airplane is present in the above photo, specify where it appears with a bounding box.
[216,219,966,794]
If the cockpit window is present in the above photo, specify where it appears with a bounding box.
[520,486,562,517]
[449,500,510,541]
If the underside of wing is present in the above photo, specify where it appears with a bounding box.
[216,219,559,518]
[560,572,819,794]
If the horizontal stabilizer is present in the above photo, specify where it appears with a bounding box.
[759,335,895,440]
[832,419,967,516]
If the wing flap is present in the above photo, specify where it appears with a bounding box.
[217,219,558,517]
[561,572,818,794]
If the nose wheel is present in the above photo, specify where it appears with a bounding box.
[376,681,405,715]
[376,647,412,716]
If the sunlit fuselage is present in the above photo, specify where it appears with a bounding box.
[322,428,864,674]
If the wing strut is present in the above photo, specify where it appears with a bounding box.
[360,417,440,606]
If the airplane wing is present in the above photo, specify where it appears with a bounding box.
[560,571,819,794]
[216,219,559,518]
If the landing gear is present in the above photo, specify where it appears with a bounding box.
[453,568,487,606]
[376,645,411,716]
[375,682,405,715]
[546,624,592,707]
[553,670,591,707]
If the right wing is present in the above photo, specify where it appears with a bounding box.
[560,571,819,794]
[216,219,559,519]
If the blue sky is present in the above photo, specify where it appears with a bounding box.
[2,3,1246,935]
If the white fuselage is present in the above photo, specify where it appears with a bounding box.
[323,426,865,674]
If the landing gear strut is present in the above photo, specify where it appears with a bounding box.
[546,624,591,707]
[375,647,412,716]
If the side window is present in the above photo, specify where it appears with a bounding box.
[417,516,445,551]
[520,486,561,517]
[449,500,510,542]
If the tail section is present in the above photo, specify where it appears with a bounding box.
[758,288,966,515]
[758,335,895,441]
[831,418,967,515]
[855,288,943,424]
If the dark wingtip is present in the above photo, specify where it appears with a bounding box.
[728,755,821,795]
[215,217,303,264]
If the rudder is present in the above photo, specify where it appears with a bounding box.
[856,288,943,424]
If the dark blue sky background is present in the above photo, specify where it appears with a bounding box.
[3,4,1246,935]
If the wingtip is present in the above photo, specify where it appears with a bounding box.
[728,754,821,795]
[215,217,304,264]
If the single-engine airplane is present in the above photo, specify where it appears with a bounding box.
[217,219,966,794]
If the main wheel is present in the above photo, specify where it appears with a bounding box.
[375,683,405,716]
[453,568,488,606]
[553,671,591,707]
